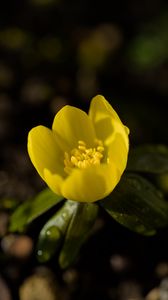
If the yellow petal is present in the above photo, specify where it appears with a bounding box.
[89,94,122,122]
[52,105,96,149]
[28,125,65,180]
[89,95,129,149]
[44,169,63,196]
[108,132,129,174]
[61,163,119,202]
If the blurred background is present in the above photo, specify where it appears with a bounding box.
[0,0,168,299]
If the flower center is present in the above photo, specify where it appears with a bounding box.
[64,139,104,174]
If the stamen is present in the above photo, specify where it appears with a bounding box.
[64,139,105,174]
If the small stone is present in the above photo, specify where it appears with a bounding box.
[1,234,33,258]
[118,280,143,300]
[160,278,168,300]
[0,276,12,300]
[155,262,168,278]
[110,254,130,273]
[63,268,79,285]
[19,267,62,300]
[146,288,160,300]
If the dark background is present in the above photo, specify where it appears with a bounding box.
[0,1,168,299]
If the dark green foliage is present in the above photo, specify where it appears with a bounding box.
[9,189,64,232]
[100,173,168,235]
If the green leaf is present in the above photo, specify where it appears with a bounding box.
[100,173,168,235]
[9,188,64,232]
[59,202,99,269]
[127,144,168,174]
[37,200,78,262]
[155,173,168,194]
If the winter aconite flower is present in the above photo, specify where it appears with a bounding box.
[28,95,129,202]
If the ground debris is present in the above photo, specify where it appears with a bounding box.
[0,276,12,300]
[19,267,64,300]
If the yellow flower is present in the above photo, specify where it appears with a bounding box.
[28,95,129,202]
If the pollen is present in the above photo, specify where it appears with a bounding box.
[64,139,104,174]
